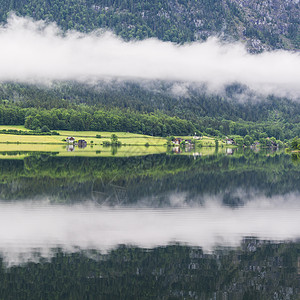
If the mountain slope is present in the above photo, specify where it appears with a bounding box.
[0,0,299,52]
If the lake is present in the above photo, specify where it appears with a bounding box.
[0,148,299,299]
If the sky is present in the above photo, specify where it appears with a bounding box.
[0,15,299,99]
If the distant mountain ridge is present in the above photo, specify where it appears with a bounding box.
[0,1,299,137]
[0,0,299,52]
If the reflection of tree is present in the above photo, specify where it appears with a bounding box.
[1,151,300,204]
[0,241,299,299]
[111,145,118,156]
[91,177,128,206]
[291,152,300,164]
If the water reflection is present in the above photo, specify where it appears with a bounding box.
[1,151,299,204]
[0,194,300,265]
[0,150,299,298]
[0,241,298,299]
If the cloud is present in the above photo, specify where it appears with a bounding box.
[0,14,299,99]
[1,193,300,266]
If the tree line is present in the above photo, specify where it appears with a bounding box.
[1,82,300,140]
[0,104,195,136]
[1,101,300,140]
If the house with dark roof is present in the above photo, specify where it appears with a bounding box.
[66,137,75,143]
[78,139,87,148]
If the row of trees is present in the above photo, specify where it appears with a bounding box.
[1,101,300,140]
[227,134,283,148]
[1,81,300,140]
[22,107,195,136]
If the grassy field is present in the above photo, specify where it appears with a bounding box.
[0,125,30,131]
[0,126,232,158]
[0,126,227,147]
[0,125,167,157]
[58,130,167,145]
[178,135,227,147]
[56,130,152,138]
[0,134,64,144]
[0,127,167,146]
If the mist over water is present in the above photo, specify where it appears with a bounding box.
[0,15,299,99]
[1,193,300,266]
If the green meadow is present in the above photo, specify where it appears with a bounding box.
[0,126,231,158]
[0,126,167,145]
[0,126,222,147]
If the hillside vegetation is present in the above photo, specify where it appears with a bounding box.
[0,0,299,51]
[1,83,300,140]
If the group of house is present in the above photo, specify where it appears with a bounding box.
[225,137,279,148]
[172,138,194,146]
[66,137,87,148]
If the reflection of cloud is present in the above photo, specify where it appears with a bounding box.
[1,193,300,265]
[0,15,299,99]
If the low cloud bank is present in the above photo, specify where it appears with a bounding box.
[0,15,299,99]
[0,193,300,265]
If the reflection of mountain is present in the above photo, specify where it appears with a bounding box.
[0,151,300,205]
[91,178,128,205]
[0,241,299,299]
[0,151,299,299]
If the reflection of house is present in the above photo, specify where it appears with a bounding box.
[67,144,75,152]
[78,139,87,148]
[226,148,234,155]
[172,146,182,153]
[66,137,75,143]
[193,152,202,160]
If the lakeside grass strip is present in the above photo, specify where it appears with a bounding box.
[0,126,222,147]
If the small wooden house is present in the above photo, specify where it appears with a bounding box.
[173,138,183,145]
[66,137,75,143]
[226,138,235,145]
[78,139,87,148]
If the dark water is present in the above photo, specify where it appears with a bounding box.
[0,150,299,299]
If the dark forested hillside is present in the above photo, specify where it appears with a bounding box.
[2,82,300,124]
[0,0,299,52]
[1,82,300,139]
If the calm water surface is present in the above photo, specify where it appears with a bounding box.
[0,149,299,299]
